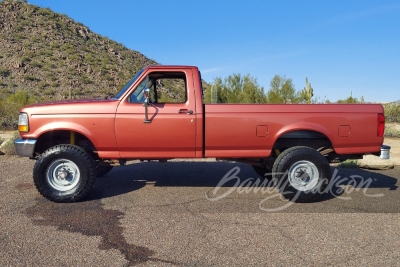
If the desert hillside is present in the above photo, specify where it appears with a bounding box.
[0,0,160,101]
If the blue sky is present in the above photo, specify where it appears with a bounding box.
[28,0,400,102]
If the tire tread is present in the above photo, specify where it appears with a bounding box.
[33,144,96,203]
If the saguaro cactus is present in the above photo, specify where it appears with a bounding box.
[305,77,313,104]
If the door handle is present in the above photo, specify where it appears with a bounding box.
[178,109,193,115]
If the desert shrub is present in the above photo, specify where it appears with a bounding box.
[46,73,57,81]
[67,67,76,74]
[85,54,94,63]
[2,91,39,128]
[384,125,400,138]
[101,74,112,81]
[69,54,80,61]
[61,90,70,98]
[73,88,83,95]
[0,68,9,77]
[31,36,40,43]
[15,24,23,31]
[36,7,52,17]
[45,62,57,69]
[31,61,42,68]
[80,75,91,84]
[38,81,48,89]
[43,88,55,96]
[20,55,31,63]
[45,50,53,56]
[384,103,400,123]
[23,41,31,48]
[23,74,37,81]
[12,33,25,41]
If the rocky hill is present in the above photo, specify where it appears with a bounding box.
[0,0,158,101]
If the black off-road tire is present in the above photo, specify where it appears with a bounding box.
[33,145,97,203]
[272,146,331,202]
[96,165,114,177]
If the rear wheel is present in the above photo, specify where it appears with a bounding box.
[33,145,96,203]
[272,146,331,202]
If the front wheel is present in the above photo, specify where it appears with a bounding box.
[272,146,331,202]
[33,145,97,203]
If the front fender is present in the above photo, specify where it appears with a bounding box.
[21,115,119,158]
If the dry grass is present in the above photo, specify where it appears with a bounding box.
[337,159,359,169]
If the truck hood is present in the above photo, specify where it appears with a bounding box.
[21,98,120,115]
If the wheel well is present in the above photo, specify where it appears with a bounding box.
[272,130,363,163]
[34,130,97,156]
[273,130,333,153]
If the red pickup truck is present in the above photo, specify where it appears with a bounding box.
[14,65,386,203]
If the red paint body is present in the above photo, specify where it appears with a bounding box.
[20,66,384,159]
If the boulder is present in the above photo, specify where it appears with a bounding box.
[358,155,394,170]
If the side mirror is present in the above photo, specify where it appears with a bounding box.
[144,88,151,99]
[143,88,151,123]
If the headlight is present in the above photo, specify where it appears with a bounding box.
[18,113,29,132]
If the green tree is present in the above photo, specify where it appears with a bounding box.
[267,75,299,104]
[204,74,267,104]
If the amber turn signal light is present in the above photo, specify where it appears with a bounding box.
[18,113,29,132]
[18,125,28,132]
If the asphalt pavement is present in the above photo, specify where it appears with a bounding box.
[0,156,399,266]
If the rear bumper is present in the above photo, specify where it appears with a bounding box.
[14,139,37,158]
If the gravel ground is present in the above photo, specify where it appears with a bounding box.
[0,154,399,266]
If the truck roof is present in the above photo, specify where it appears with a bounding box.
[145,65,198,70]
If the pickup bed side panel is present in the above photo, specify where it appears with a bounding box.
[204,104,383,158]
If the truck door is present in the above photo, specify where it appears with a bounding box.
[115,68,196,158]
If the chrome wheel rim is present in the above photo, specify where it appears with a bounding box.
[288,160,319,191]
[46,159,80,191]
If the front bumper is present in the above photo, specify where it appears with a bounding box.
[14,139,37,158]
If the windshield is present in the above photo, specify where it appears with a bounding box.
[114,69,144,99]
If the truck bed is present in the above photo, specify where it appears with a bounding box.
[204,104,384,158]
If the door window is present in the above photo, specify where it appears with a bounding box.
[128,72,187,104]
